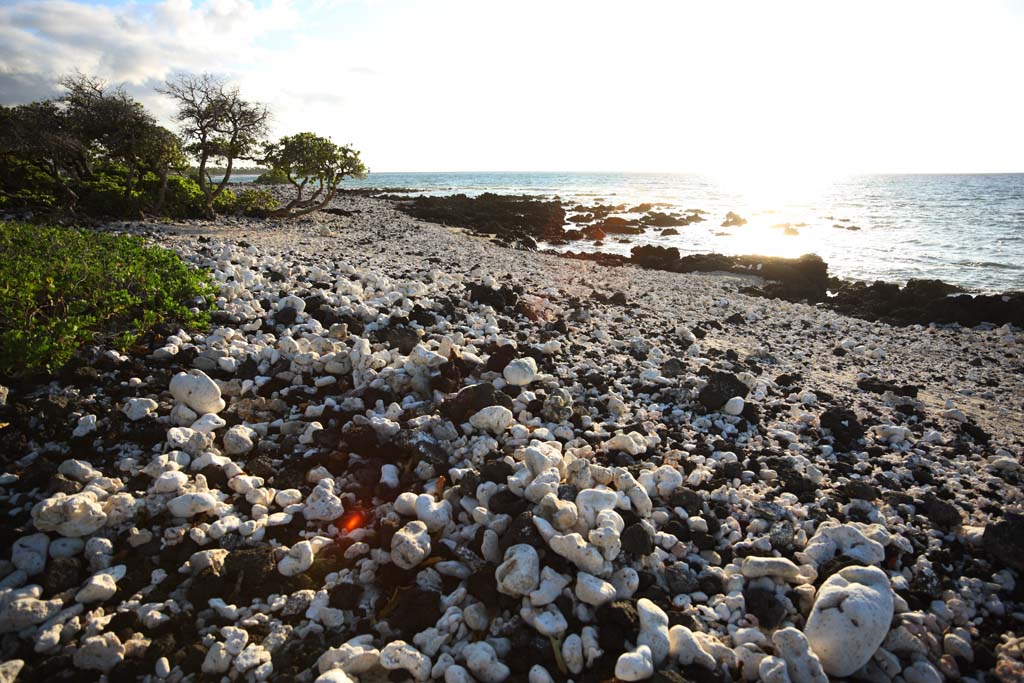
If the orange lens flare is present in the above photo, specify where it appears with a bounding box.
[339,511,365,533]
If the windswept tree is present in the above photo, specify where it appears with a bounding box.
[263,132,367,218]
[159,73,270,217]
[0,100,88,210]
[59,73,178,206]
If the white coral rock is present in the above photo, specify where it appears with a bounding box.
[170,369,226,415]
[391,520,431,569]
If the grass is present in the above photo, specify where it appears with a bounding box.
[0,221,217,375]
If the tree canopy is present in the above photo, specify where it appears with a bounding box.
[263,133,367,218]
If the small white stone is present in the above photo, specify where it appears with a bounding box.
[11,533,49,576]
[391,520,431,569]
[636,598,670,664]
[75,565,125,603]
[615,644,653,681]
[574,571,617,606]
[496,544,541,597]
[224,425,257,455]
[202,642,232,674]
[503,358,538,386]
[74,633,125,672]
[152,471,188,495]
[123,398,159,422]
[31,492,107,537]
[190,413,226,434]
[278,294,307,312]
[167,492,217,518]
[170,370,226,415]
[415,494,452,532]
[317,634,380,674]
[464,641,510,683]
[72,414,98,436]
[773,627,827,683]
[669,625,715,669]
[380,641,431,682]
[469,405,515,433]
[304,479,345,521]
[275,489,303,507]
[722,396,745,416]
[604,432,647,456]
[741,556,812,584]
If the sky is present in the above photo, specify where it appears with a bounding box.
[1,0,1022,174]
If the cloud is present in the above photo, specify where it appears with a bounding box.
[0,0,300,106]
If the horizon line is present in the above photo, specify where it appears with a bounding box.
[351,169,1024,177]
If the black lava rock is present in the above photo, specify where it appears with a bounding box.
[621,523,655,556]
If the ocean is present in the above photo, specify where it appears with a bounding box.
[233,171,1024,292]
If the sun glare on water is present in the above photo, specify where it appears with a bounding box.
[706,161,851,259]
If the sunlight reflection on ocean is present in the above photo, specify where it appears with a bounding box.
[235,171,1024,292]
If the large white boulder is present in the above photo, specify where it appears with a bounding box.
[805,565,894,677]
[170,370,226,415]
[31,492,107,537]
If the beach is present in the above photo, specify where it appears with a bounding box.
[0,194,1022,682]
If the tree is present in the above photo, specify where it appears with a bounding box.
[59,72,175,207]
[262,132,367,218]
[0,100,86,210]
[159,73,270,217]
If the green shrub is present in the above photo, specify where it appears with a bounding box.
[0,156,60,211]
[78,166,144,217]
[235,188,278,217]
[253,167,289,185]
[158,175,206,218]
[213,188,237,214]
[0,221,217,375]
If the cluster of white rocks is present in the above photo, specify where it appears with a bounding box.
[0,196,1021,682]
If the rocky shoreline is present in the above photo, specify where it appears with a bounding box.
[384,192,1024,329]
[0,195,1022,683]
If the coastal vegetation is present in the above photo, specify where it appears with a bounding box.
[0,72,366,221]
[0,221,216,374]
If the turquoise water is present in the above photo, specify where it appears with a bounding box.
[234,172,1024,292]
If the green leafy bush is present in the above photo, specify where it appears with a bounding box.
[78,166,144,217]
[157,175,206,218]
[0,156,59,211]
[235,188,278,217]
[212,188,237,214]
[0,221,217,375]
[252,167,289,185]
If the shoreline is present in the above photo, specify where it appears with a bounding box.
[0,194,1022,682]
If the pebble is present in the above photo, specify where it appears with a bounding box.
[496,544,540,596]
[391,521,431,569]
[468,405,515,433]
[122,397,158,421]
[615,644,654,681]
[503,357,538,386]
